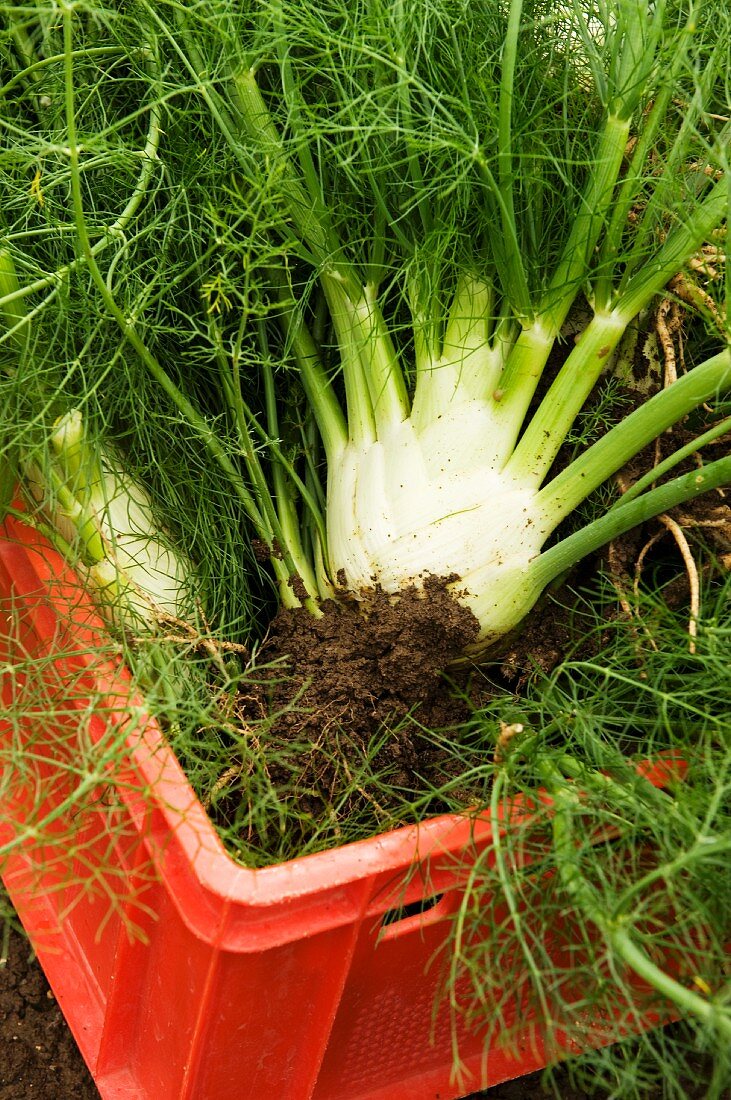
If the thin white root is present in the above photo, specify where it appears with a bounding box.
[657,514,700,655]
[633,531,665,653]
[655,297,678,388]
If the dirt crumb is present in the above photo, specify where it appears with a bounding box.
[256,577,478,739]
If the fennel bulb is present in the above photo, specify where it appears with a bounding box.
[31,410,193,632]
[327,399,546,646]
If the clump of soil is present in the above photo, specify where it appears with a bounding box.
[196,570,602,856]
[240,578,480,804]
[196,560,625,857]
[263,576,478,732]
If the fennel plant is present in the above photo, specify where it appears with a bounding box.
[2,0,729,650]
[135,0,731,651]
[1,0,731,1091]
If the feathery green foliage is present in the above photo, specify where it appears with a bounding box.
[1,0,730,1091]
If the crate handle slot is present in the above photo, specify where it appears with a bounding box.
[379,892,446,938]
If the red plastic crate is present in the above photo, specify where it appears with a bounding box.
[0,517,678,1100]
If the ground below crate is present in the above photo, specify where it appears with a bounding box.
[0,927,720,1099]
[0,927,97,1099]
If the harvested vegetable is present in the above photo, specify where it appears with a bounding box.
[3,0,729,653]
[1,0,730,1081]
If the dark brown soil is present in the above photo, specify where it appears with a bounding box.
[262,576,479,733]
[0,926,98,1099]
[212,577,483,842]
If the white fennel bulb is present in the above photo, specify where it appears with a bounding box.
[327,397,548,646]
[35,410,193,630]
